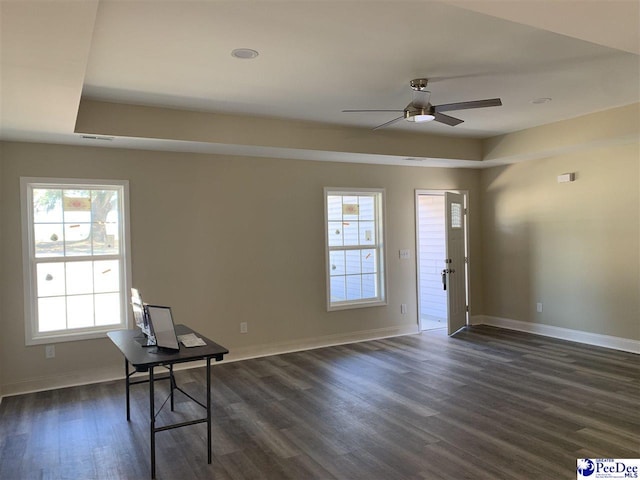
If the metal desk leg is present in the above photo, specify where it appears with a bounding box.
[207,357,212,464]
[170,364,175,411]
[125,358,131,421]
[149,366,156,479]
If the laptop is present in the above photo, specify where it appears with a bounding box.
[146,305,180,352]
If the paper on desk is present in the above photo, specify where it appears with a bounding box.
[178,333,206,347]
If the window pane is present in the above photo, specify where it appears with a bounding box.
[94,260,119,293]
[358,196,374,220]
[329,250,345,276]
[328,222,343,246]
[91,190,117,218]
[66,261,93,295]
[33,189,63,223]
[34,224,64,257]
[37,263,66,297]
[327,196,343,221]
[342,196,359,221]
[63,190,91,223]
[38,297,66,332]
[361,249,376,273]
[345,250,361,275]
[95,293,121,326]
[359,221,375,245]
[362,274,377,298]
[64,223,92,256]
[342,221,358,246]
[92,223,118,255]
[330,276,346,302]
[451,202,462,229]
[67,295,94,329]
[346,276,362,300]
[92,190,119,255]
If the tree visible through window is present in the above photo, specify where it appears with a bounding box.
[325,188,386,310]
[22,178,131,344]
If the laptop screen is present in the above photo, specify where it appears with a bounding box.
[146,305,179,350]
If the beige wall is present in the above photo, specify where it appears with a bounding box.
[3,134,637,396]
[0,141,483,395]
[480,142,639,340]
[0,149,4,399]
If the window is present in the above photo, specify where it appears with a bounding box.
[21,178,131,344]
[324,188,386,310]
[450,202,463,229]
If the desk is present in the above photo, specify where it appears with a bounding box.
[107,324,229,479]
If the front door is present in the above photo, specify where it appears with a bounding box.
[444,192,467,335]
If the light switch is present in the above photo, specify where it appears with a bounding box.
[399,249,410,259]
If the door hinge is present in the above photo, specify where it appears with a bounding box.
[465,305,469,312]
[464,257,468,264]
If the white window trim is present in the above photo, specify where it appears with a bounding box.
[21,177,133,345]
[324,187,387,311]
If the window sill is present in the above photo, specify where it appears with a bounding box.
[26,326,126,346]
[327,299,387,312]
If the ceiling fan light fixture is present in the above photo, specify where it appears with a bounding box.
[409,114,435,123]
[405,109,435,123]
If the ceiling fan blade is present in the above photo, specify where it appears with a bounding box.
[342,109,404,113]
[434,112,464,126]
[373,115,404,130]
[434,98,502,113]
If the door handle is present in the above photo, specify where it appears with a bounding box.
[442,268,457,291]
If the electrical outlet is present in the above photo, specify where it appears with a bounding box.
[401,304,407,314]
[45,345,55,359]
[536,302,543,313]
[240,322,248,334]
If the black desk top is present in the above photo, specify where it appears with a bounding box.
[107,324,229,369]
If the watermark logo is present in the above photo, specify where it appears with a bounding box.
[578,459,595,477]
[577,459,640,479]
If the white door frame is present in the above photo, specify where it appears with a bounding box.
[414,189,471,330]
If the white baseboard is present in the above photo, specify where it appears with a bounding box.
[471,315,640,354]
[223,324,419,363]
[0,324,419,400]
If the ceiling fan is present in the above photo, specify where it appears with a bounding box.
[342,78,502,130]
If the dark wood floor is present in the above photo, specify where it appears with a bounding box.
[1,325,639,479]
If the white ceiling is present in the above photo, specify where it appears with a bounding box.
[1,0,639,165]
